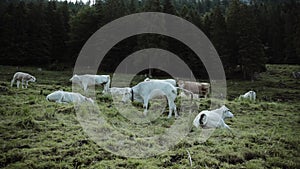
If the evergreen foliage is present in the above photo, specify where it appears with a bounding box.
[0,0,298,79]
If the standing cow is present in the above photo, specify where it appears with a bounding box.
[239,91,256,101]
[177,80,210,98]
[11,72,36,88]
[122,81,179,118]
[70,74,110,93]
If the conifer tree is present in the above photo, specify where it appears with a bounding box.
[226,0,240,74]
[210,5,229,72]
[163,0,176,15]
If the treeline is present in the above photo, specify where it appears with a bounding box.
[0,0,299,79]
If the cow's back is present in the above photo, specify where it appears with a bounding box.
[14,72,28,80]
[134,81,177,99]
[179,81,201,93]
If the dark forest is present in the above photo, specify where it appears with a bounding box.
[0,0,299,79]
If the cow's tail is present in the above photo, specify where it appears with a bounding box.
[11,73,17,87]
[176,87,193,102]
[107,76,111,88]
[10,77,15,87]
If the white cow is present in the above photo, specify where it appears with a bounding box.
[70,74,110,93]
[122,81,179,118]
[178,80,210,98]
[144,78,177,87]
[193,105,234,133]
[239,90,256,101]
[108,87,131,96]
[292,72,300,79]
[11,72,36,88]
[46,91,94,104]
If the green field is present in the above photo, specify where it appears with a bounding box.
[0,65,299,168]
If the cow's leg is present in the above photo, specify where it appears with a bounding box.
[103,83,109,93]
[102,84,107,93]
[83,83,88,92]
[173,102,178,118]
[167,99,177,118]
[252,93,256,101]
[203,91,207,99]
[224,123,234,136]
[143,97,149,116]
[57,95,64,103]
[17,80,20,88]
[21,79,24,88]
[105,78,111,93]
[26,81,28,88]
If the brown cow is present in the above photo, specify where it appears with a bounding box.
[177,80,210,98]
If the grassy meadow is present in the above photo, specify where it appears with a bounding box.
[0,64,299,168]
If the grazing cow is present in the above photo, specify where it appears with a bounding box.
[177,80,210,98]
[239,90,256,101]
[193,105,234,133]
[70,74,110,93]
[108,87,131,96]
[11,72,36,88]
[144,78,177,87]
[122,81,179,118]
[46,91,94,104]
[292,72,300,79]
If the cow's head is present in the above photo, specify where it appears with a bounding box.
[221,105,234,118]
[177,80,184,87]
[122,89,132,103]
[70,74,79,82]
[29,76,36,82]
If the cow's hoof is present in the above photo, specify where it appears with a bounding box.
[143,112,147,117]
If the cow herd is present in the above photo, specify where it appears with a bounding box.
[10,71,257,133]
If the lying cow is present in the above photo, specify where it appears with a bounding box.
[239,90,256,101]
[177,80,210,98]
[144,78,177,87]
[122,81,179,118]
[193,105,234,133]
[46,90,94,104]
[11,72,36,88]
[70,74,110,93]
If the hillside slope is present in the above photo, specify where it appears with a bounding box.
[0,64,299,168]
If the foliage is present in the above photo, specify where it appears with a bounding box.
[0,0,299,78]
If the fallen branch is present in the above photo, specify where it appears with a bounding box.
[186,149,192,167]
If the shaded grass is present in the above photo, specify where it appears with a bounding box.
[0,64,299,168]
